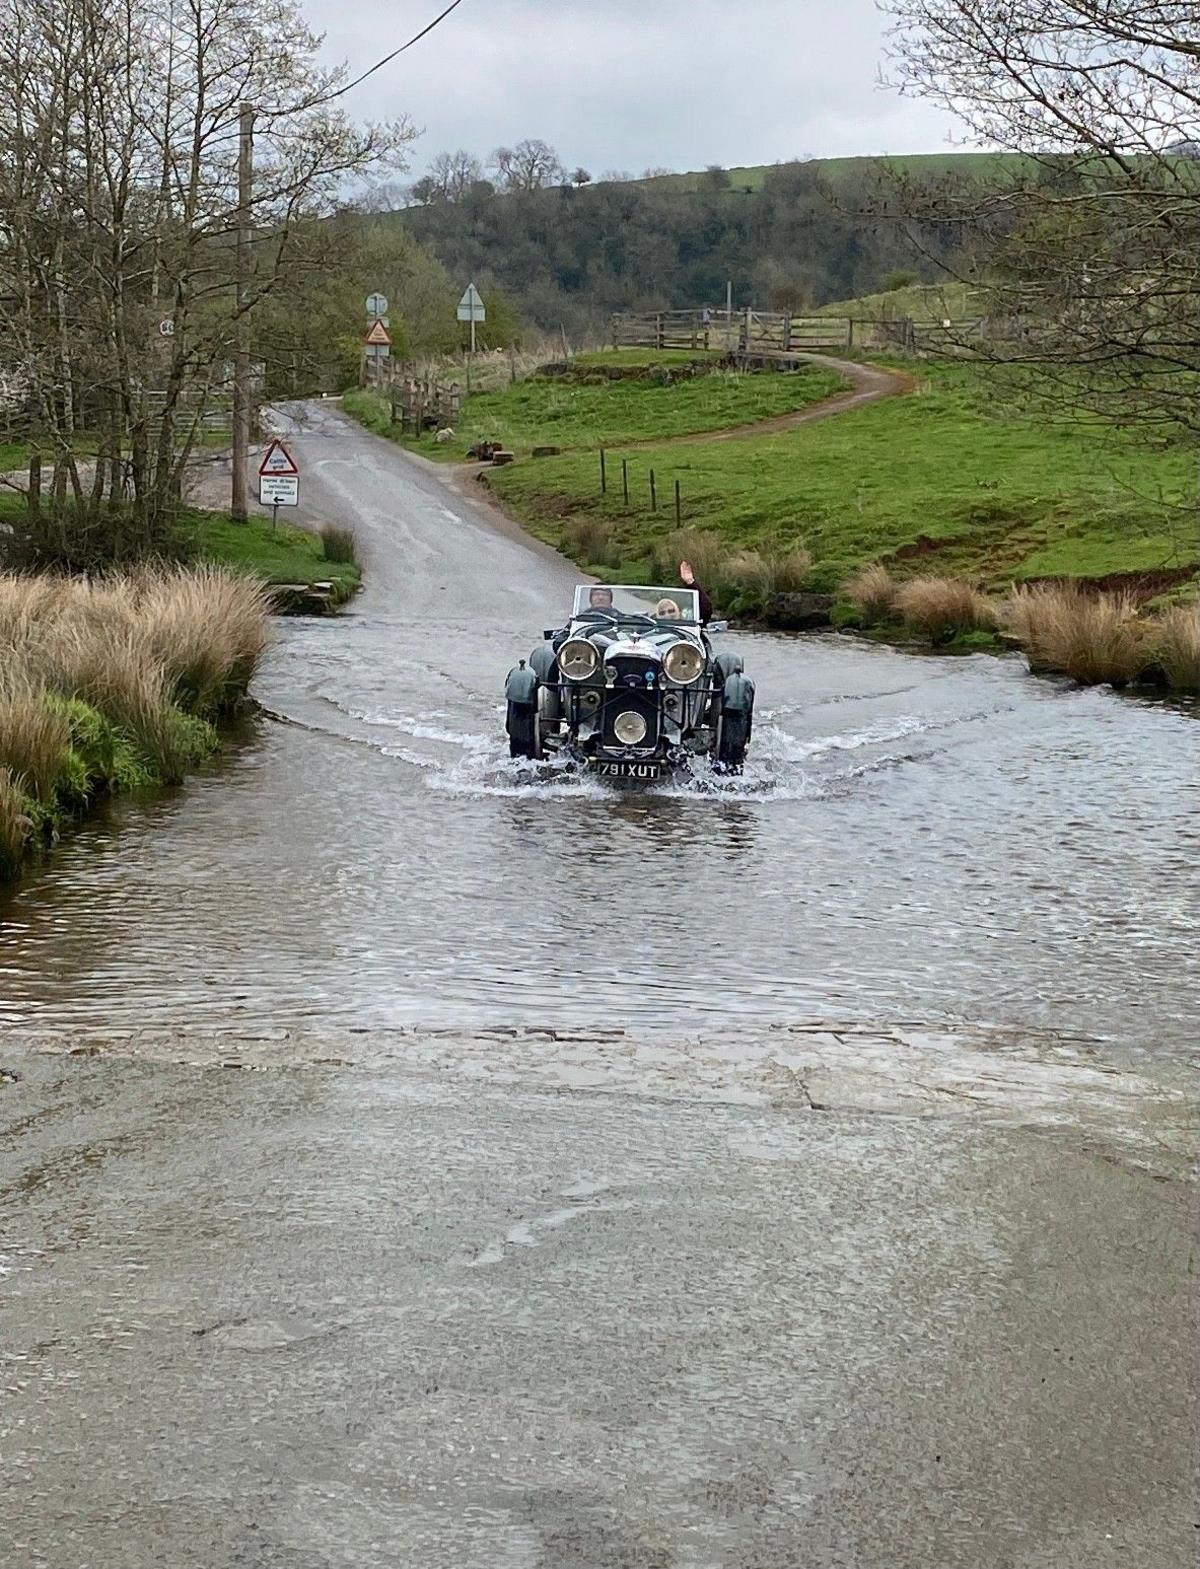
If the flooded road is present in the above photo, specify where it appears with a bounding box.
[0,402,1195,1053]
[2,404,1197,1569]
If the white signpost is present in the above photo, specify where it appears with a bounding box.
[258,439,299,526]
[457,283,486,389]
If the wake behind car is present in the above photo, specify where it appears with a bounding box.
[505,584,755,778]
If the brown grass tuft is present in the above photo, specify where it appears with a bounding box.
[320,524,358,565]
[0,674,71,801]
[772,545,815,593]
[0,767,33,871]
[1003,584,1148,685]
[564,516,616,568]
[135,564,271,715]
[893,576,997,641]
[1151,602,1200,692]
[844,563,898,622]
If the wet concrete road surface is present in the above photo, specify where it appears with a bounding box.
[1,405,1197,1566]
[1,1045,1196,1569]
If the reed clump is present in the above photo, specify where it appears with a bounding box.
[0,566,271,879]
[1003,584,1148,685]
[843,563,898,622]
[1149,602,1200,693]
[893,575,998,641]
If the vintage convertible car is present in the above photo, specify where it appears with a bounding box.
[504,584,755,779]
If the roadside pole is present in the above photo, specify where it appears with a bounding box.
[231,101,255,523]
[458,284,486,398]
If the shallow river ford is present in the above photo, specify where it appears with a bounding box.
[1,404,1196,1054]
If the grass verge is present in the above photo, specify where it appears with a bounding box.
[193,508,361,606]
[344,360,847,464]
[0,566,272,883]
[482,360,1197,617]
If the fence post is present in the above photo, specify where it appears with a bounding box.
[847,318,855,350]
[674,479,681,526]
[600,448,607,495]
[650,469,657,512]
[656,313,664,350]
[622,459,629,506]
[611,315,618,350]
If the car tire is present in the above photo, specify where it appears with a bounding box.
[716,709,750,771]
[507,699,539,759]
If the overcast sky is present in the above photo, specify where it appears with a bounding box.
[303,0,969,180]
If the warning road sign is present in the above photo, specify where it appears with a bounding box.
[259,439,299,477]
[364,318,392,347]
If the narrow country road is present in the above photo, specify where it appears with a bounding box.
[1,404,1196,1569]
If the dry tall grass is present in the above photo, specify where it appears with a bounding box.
[0,767,32,871]
[1004,584,1148,685]
[0,566,272,870]
[0,675,70,800]
[1151,603,1200,692]
[844,563,898,621]
[893,576,998,641]
[564,516,616,568]
[653,529,728,588]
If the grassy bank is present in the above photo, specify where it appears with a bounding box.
[344,358,847,464]
[839,569,1200,694]
[483,361,1196,610]
[0,493,361,606]
[195,510,361,605]
[0,566,272,881]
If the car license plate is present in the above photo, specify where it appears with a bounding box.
[591,759,662,780]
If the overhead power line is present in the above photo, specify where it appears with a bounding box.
[321,0,471,106]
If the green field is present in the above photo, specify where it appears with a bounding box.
[345,360,847,463]
[816,282,987,319]
[634,151,1025,195]
[194,511,361,600]
[484,361,1196,605]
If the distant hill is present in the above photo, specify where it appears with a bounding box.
[394,152,1015,340]
[630,151,1023,195]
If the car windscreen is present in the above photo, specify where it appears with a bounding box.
[573,585,700,623]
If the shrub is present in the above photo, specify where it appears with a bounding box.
[1151,603,1200,692]
[320,525,359,566]
[893,576,997,642]
[564,515,616,568]
[0,676,70,801]
[1004,584,1148,685]
[844,563,898,622]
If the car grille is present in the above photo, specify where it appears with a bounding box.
[601,691,660,748]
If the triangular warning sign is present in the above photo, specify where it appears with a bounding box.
[258,439,298,476]
[364,318,392,347]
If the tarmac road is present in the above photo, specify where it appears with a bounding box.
[1,405,1196,1568]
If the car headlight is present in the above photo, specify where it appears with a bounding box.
[613,710,648,745]
[559,638,599,681]
[663,641,705,684]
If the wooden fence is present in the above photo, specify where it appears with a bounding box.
[612,310,987,357]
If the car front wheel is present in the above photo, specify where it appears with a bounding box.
[506,699,540,759]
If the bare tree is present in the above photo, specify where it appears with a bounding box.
[570,166,592,187]
[491,138,565,192]
[0,0,415,557]
[885,0,1200,436]
[427,148,484,202]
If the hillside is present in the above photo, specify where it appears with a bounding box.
[631,150,1022,195]
[397,154,989,340]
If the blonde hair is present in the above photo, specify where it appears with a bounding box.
[655,598,681,619]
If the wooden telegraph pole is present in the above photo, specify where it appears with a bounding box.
[231,102,255,522]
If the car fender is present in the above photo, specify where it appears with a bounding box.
[505,664,539,706]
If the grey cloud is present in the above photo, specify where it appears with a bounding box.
[305,0,965,176]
